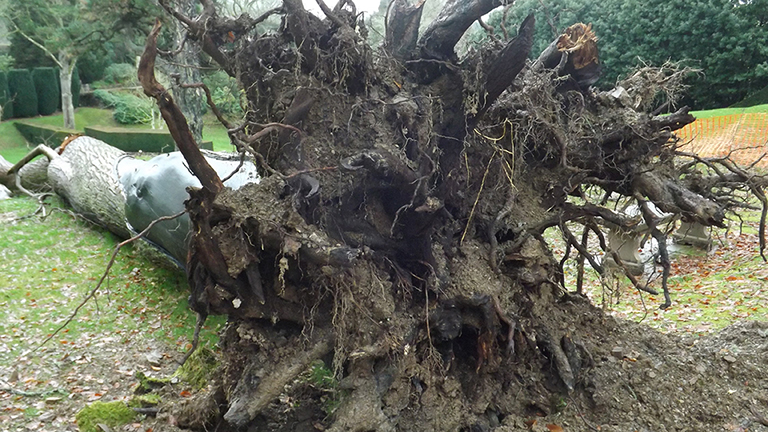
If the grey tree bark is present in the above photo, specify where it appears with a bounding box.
[171,0,205,144]
[58,52,77,130]
[47,137,132,238]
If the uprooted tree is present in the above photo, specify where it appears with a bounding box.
[3,0,767,430]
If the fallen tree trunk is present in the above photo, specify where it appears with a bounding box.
[3,135,259,265]
[48,137,132,238]
[1,151,53,193]
[1,137,131,237]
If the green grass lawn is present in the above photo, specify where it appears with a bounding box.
[0,195,225,360]
[0,108,117,152]
[690,103,768,119]
[0,108,234,163]
[203,116,236,152]
[547,217,767,335]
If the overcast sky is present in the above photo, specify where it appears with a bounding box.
[303,0,382,15]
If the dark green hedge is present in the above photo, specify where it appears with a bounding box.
[32,67,60,116]
[7,69,38,118]
[0,71,13,120]
[731,85,768,108]
[72,66,81,108]
[84,126,212,153]
[14,121,78,147]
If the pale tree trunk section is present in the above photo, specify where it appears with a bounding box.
[0,155,50,192]
[0,137,129,236]
[58,52,77,130]
[47,137,130,238]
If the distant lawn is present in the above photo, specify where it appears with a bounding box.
[0,108,233,163]
[0,108,118,155]
[690,103,768,119]
[0,146,32,165]
[203,116,236,152]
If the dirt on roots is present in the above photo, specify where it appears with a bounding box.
[167,303,768,432]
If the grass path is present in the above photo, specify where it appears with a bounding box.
[690,103,768,119]
[0,195,227,431]
[0,108,234,163]
[0,196,224,358]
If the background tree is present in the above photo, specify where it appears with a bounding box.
[170,0,205,143]
[479,0,768,108]
[1,0,158,128]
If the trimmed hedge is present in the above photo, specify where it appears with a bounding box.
[7,69,38,118]
[14,121,78,147]
[72,66,81,108]
[32,67,61,116]
[0,71,13,120]
[84,126,212,153]
[731,85,768,108]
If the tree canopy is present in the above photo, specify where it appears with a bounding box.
[1,0,159,127]
[479,0,768,108]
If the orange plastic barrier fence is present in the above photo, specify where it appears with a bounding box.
[675,113,768,167]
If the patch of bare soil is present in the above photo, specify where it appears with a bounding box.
[549,316,768,432]
[0,296,766,432]
[0,333,185,432]
[168,302,768,432]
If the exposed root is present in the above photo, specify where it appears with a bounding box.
[223,332,333,427]
[177,312,207,367]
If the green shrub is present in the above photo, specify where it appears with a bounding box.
[202,70,244,118]
[77,48,112,84]
[84,125,212,152]
[0,71,13,120]
[732,85,768,108]
[94,89,157,125]
[14,121,78,147]
[101,63,137,85]
[32,67,60,116]
[0,55,14,72]
[7,69,38,118]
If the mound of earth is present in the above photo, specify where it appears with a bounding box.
[158,302,768,432]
